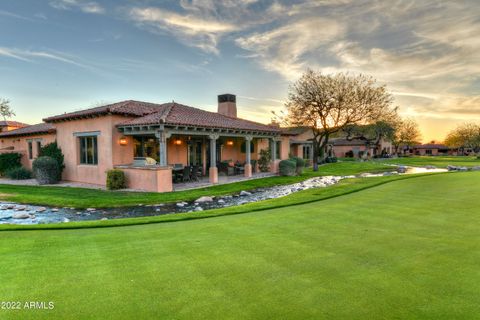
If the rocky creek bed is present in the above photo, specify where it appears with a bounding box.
[0,166,448,225]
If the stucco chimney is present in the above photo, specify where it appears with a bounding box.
[218,94,237,118]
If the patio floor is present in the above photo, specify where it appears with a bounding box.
[173,172,276,191]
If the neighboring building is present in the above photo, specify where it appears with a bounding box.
[281,127,393,160]
[0,94,286,192]
[408,143,459,156]
[0,120,29,133]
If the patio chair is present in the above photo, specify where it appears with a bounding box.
[250,160,257,173]
[191,165,200,182]
[182,166,191,182]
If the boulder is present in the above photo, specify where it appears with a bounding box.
[472,166,480,171]
[36,207,47,213]
[12,213,31,219]
[176,202,185,207]
[194,207,204,212]
[195,196,214,203]
[239,191,252,196]
[396,166,407,174]
[100,217,108,221]
[459,167,468,171]
[62,218,70,223]
[86,208,96,212]
[217,199,225,204]
[447,165,458,171]
[15,205,27,211]
[6,204,15,210]
[51,208,59,212]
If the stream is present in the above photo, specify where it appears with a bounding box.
[0,166,447,225]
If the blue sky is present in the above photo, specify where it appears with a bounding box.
[0,0,479,141]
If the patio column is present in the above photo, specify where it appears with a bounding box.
[270,137,279,173]
[155,128,170,167]
[244,135,252,178]
[209,134,219,184]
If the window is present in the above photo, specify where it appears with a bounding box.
[426,149,432,155]
[36,141,42,157]
[79,136,98,165]
[133,136,159,162]
[28,141,33,160]
[270,140,281,159]
[302,145,311,159]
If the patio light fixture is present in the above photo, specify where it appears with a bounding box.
[174,138,182,145]
[119,137,128,146]
[226,140,234,146]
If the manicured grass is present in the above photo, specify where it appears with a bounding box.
[0,161,390,208]
[376,155,480,168]
[1,172,479,319]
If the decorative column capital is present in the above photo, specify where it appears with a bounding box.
[208,133,220,140]
[245,135,253,141]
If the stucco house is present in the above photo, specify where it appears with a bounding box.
[281,126,393,159]
[0,94,289,192]
[0,120,29,132]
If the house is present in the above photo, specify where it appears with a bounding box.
[0,120,29,132]
[281,126,393,159]
[0,94,286,192]
[409,143,459,156]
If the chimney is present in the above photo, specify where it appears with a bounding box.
[217,94,237,118]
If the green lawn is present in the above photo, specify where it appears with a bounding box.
[1,172,479,319]
[376,155,480,168]
[0,161,390,208]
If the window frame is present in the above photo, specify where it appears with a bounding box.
[79,135,98,165]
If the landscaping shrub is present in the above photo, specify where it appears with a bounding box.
[5,167,32,180]
[106,169,127,190]
[258,149,271,172]
[32,156,59,185]
[39,142,65,180]
[0,152,22,176]
[279,159,297,176]
[289,156,306,175]
[325,156,338,163]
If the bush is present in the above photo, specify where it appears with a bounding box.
[258,149,271,172]
[289,156,306,175]
[279,159,297,176]
[0,152,22,175]
[5,167,32,180]
[39,142,65,180]
[33,156,59,185]
[325,156,338,163]
[106,169,127,190]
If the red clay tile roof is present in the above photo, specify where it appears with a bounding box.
[0,123,56,138]
[119,102,281,133]
[281,126,311,136]
[0,120,29,128]
[43,100,165,123]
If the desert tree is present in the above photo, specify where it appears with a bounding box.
[391,118,422,155]
[444,123,480,155]
[281,69,397,170]
[0,98,15,121]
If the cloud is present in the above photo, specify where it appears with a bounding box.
[49,0,105,14]
[236,18,344,79]
[0,47,91,69]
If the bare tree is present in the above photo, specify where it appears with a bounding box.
[444,123,480,155]
[392,118,422,155]
[0,98,15,121]
[281,69,397,171]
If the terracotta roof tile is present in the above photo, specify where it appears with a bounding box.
[0,120,29,128]
[43,100,164,123]
[120,102,280,133]
[0,123,56,138]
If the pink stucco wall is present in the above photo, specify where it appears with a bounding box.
[118,166,173,192]
[0,133,56,169]
[54,115,135,185]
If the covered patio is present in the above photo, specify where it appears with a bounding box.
[114,103,282,193]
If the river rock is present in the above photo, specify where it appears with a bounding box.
[217,199,225,204]
[472,166,480,171]
[458,167,468,171]
[51,208,59,212]
[447,165,458,171]
[195,196,214,203]
[397,166,407,173]
[194,207,204,212]
[0,206,7,210]
[240,191,252,196]
[101,217,108,221]
[63,218,70,223]
[86,208,96,212]
[176,202,186,207]
[425,165,437,170]
[36,207,47,213]
[12,213,30,219]
[15,205,27,211]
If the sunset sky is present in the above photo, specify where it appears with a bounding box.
[1,0,479,142]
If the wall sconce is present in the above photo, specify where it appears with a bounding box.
[174,138,182,145]
[119,137,128,146]
[226,140,234,146]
